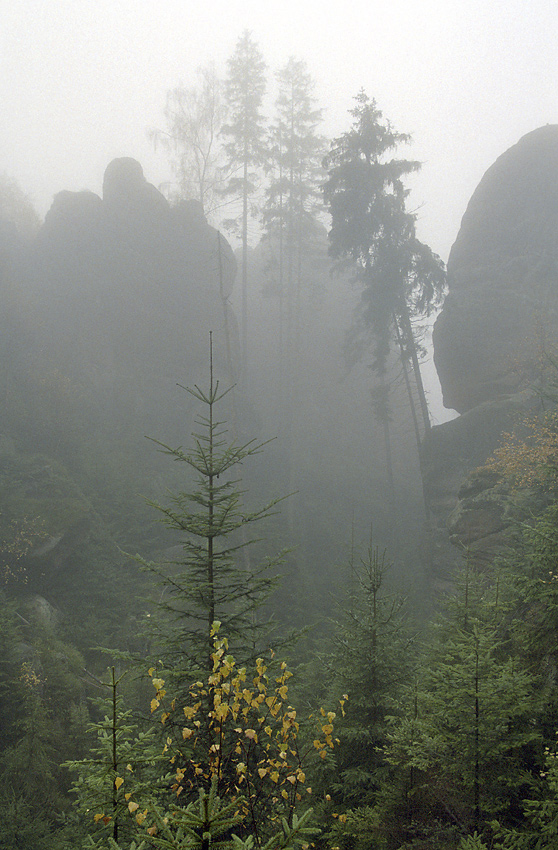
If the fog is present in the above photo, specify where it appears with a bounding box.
[4,6,558,843]
[3,0,558,263]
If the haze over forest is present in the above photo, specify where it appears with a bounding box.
[3,0,558,262]
[3,4,558,850]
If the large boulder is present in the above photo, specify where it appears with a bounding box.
[433,125,558,414]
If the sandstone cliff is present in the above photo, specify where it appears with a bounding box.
[425,127,558,582]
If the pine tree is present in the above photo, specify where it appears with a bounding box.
[322,91,445,528]
[65,667,159,849]
[221,31,268,377]
[260,57,326,534]
[326,545,411,807]
[381,564,541,843]
[263,56,325,292]
[323,90,445,432]
[142,333,283,679]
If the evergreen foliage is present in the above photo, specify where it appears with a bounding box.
[263,57,325,252]
[141,336,284,675]
[326,546,411,806]
[72,627,339,849]
[381,564,541,844]
[65,667,160,848]
[322,90,446,436]
[221,30,268,373]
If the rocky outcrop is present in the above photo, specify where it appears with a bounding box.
[434,125,558,415]
[1,158,238,456]
[426,127,558,582]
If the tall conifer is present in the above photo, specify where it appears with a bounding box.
[221,31,267,378]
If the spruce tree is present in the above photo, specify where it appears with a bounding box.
[65,667,159,849]
[326,545,411,807]
[142,333,283,678]
[322,91,445,531]
[381,564,540,843]
[221,31,267,376]
[323,90,445,435]
[261,57,326,534]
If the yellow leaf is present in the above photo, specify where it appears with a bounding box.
[114,777,124,790]
[245,728,258,741]
[286,774,297,784]
[150,698,159,713]
[182,727,194,740]
[258,767,267,778]
[126,763,133,772]
[136,810,148,826]
[281,789,289,799]
[214,703,229,721]
[125,792,132,801]
[152,678,165,690]
[128,801,139,813]
[147,826,157,836]
[93,813,105,823]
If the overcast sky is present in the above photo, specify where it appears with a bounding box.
[2,0,557,264]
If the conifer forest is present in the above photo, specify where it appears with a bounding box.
[4,28,558,850]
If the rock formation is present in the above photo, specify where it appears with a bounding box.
[0,160,240,629]
[434,125,558,414]
[424,126,558,583]
[1,158,238,452]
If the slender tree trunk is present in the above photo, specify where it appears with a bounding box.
[110,668,119,845]
[241,159,249,380]
[398,301,431,433]
[393,313,432,524]
[474,637,480,830]
[373,382,398,552]
[207,333,216,666]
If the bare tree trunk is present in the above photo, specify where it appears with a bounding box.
[397,302,431,434]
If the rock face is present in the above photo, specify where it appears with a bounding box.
[0,160,240,632]
[1,158,238,453]
[434,125,558,415]
[425,127,558,583]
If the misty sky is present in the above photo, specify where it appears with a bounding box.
[3,0,557,263]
